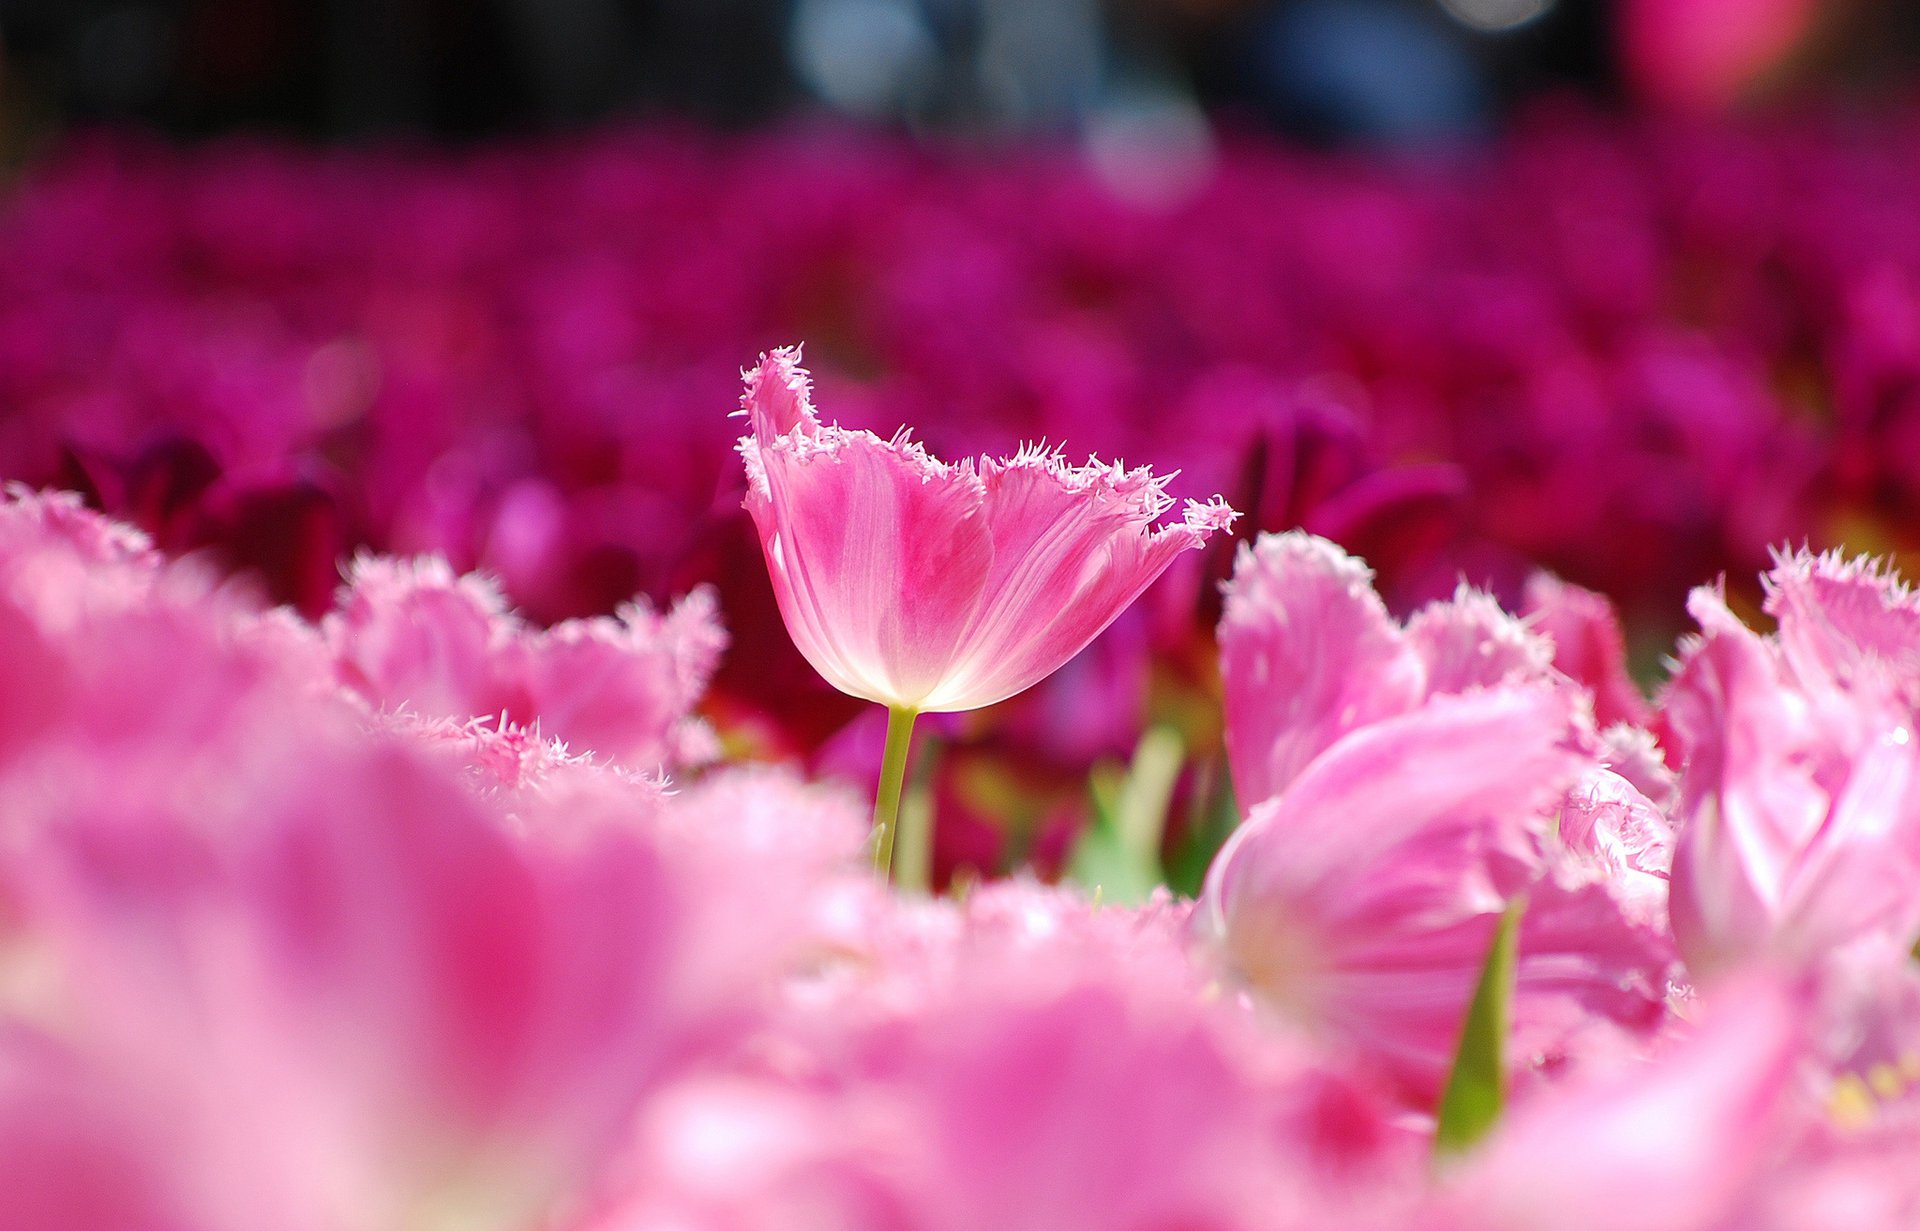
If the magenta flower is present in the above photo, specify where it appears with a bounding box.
[738,347,1233,882]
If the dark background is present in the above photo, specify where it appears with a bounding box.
[2,0,1916,145]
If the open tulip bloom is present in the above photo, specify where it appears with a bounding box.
[737,347,1236,885]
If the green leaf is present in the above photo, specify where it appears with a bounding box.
[1434,898,1525,1156]
[1066,726,1184,905]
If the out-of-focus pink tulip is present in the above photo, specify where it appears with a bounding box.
[325,555,723,772]
[737,347,1234,714]
[600,879,1423,1231]
[0,488,891,1231]
[1439,978,1807,1231]
[17,735,784,1231]
[1749,956,1920,1230]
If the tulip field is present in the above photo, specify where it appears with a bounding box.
[4,108,1920,1228]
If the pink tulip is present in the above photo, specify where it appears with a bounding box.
[1218,532,1570,811]
[738,346,1233,883]
[1438,978,1807,1231]
[1200,684,1668,1107]
[1209,535,1674,1103]
[15,737,784,1231]
[1663,550,1920,976]
[599,879,1421,1231]
[0,490,865,1231]
[738,347,1234,715]
[325,555,724,772]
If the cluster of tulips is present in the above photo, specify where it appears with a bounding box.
[8,109,1920,685]
[2,343,1918,1229]
[11,107,1920,878]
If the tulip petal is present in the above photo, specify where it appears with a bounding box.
[740,350,993,708]
[1665,587,1855,972]
[1218,532,1427,809]
[924,452,1233,712]
[1455,978,1805,1231]
[1524,573,1654,729]
[1764,546,1920,698]
[1405,584,1556,697]
[1204,687,1583,1100]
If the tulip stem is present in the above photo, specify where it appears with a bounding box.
[871,705,920,884]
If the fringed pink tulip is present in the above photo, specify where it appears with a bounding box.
[1523,573,1654,731]
[738,347,1236,713]
[1218,532,1569,811]
[1664,550,1920,976]
[737,347,1234,884]
[1208,535,1674,1102]
[325,556,724,772]
[1202,687,1590,1103]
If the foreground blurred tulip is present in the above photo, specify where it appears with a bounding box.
[1438,978,1806,1231]
[737,348,1234,885]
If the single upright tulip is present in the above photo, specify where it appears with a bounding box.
[737,347,1235,886]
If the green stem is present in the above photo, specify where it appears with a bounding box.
[870,706,920,883]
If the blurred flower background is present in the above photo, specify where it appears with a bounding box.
[14,9,1920,1230]
[2,0,1920,885]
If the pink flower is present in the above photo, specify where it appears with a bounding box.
[601,880,1421,1231]
[1439,977,1807,1231]
[737,347,1235,714]
[325,555,724,772]
[0,493,841,1231]
[1218,532,1567,810]
[1523,572,1654,732]
[1207,534,1674,1102]
[1663,551,1920,975]
[1200,684,1669,1105]
[16,734,779,1231]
